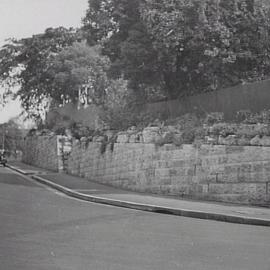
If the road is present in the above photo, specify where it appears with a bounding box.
[0,166,270,270]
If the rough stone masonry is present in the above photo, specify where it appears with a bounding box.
[23,135,270,206]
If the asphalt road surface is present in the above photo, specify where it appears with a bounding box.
[0,166,270,270]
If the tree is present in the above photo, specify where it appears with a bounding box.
[83,0,270,99]
[46,42,112,106]
[140,0,270,96]
[47,42,135,130]
[82,0,164,101]
[0,27,81,119]
[0,25,130,125]
[0,119,24,152]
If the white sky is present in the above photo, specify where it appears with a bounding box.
[0,0,88,124]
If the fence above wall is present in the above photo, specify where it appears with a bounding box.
[141,79,270,120]
[46,79,270,128]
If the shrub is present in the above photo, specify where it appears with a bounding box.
[235,110,252,123]
[236,125,257,138]
[172,135,183,146]
[154,131,174,147]
[204,112,224,125]
[239,110,270,125]
[27,129,37,136]
[69,122,94,139]
[54,127,66,135]
[210,123,237,136]
[194,127,207,140]
[182,128,196,144]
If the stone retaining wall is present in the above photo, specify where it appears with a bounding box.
[22,134,270,205]
[22,135,59,172]
[67,141,270,205]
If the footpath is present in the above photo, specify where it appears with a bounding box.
[7,161,270,227]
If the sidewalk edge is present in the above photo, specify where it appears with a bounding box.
[6,164,30,175]
[7,164,270,227]
[30,175,270,227]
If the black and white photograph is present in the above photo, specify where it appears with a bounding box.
[0,0,270,269]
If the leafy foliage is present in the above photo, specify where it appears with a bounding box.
[83,0,163,101]
[0,27,81,119]
[141,0,270,96]
[46,42,111,105]
[0,28,122,121]
[83,0,270,100]
[0,120,24,151]
[1,0,270,127]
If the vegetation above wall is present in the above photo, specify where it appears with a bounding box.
[1,0,270,124]
[107,110,270,148]
[28,110,270,156]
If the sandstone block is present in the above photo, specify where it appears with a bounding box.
[93,136,105,142]
[250,135,262,146]
[142,127,162,143]
[260,136,270,146]
[129,133,141,143]
[116,132,129,143]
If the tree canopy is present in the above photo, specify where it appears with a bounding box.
[141,0,270,96]
[0,119,24,152]
[0,27,81,118]
[82,0,163,100]
[46,42,112,106]
[0,26,128,120]
[83,0,270,99]
[1,0,270,122]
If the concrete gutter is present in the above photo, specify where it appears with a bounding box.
[6,164,48,176]
[6,164,33,175]
[7,164,270,227]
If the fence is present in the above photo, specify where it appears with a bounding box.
[46,79,270,127]
[142,79,270,120]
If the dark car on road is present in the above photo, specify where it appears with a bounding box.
[0,151,7,167]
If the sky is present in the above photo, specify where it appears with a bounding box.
[0,0,88,124]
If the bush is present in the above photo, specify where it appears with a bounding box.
[204,112,224,125]
[69,122,94,139]
[165,113,202,133]
[182,128,196,144]
[27,129,37,136]
[54,127,66,135]
[235,125,257,138]
[154,131,174,147]
[235,110,252,123]
[239,110,270,125]
[172,134,184,146]
[209,123,237,136]
[194,127,207,140]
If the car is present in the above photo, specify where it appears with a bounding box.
[0,151,7,167]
